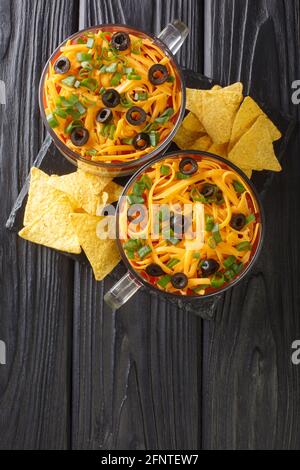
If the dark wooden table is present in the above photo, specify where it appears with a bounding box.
[0,0,300,450]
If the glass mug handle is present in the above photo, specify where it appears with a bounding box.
[157,20,189,55]
[104,272,142,310]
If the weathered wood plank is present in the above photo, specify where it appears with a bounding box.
[72,0,203,450]
[203,0,300,450]
[0,0,79,449]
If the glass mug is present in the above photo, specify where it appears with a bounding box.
[39,21,189,178]
[104,151,265,310]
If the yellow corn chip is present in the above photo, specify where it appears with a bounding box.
[24,167,64,226]
[208,143,228,158]
[228,116,282,172]
[49,170,112,215]
[182,111,206,134]
[19,194,81,254]
[70,213,121,281]
[201,83,243,144]
[103,181,123,203]
[190,134,212,151]
[229,96,282,151]
[240,168,253,179]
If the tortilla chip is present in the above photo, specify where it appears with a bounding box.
[49,170,112,215]
[228,116,282,172]
[201,83,243,144]
[70,213,121,281]
[182,111,206,134]
[24,168,64,226]
[19,194,81,254]
[240,168,253,179]
[103,181,123,203]
[229,96,282,151]
[190,134,212,151]
[208,143,228,158]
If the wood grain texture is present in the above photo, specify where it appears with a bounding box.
[0,0,79,449]
[72,0,203,450]
[203,0,300,449]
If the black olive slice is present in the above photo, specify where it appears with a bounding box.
[179,157,198,175]
[54,56,70,74]
[96,108,113,124]
[171,273,188,289]
[126,106,147,126]
[148,64,169,85]
[111,32,131,51]
[201,259,220,276]
[102,89,121,108]
[132,133,150,150]
[201,183,216,198]
[70,127,89,146]
[146,264,165,277]
[230,213,246,231]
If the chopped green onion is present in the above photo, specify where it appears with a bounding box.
[148,131,159,147]
[169,238,180,246]
[223,255,236,269]
[127,73,142,80]
[212,224,222,244]
[74,101,86,115]
[61,75,76,87]
[224,269,236,281]
[176,172,191,180]
[133,182,146,196]
[159,206,170,222]
[54,107,67,118]
[76,52,92,62]
[106,62,118,73]
[211,272,225,289]
[190,188,206,203]
[157,275,172,288]
[109,124,116,140]
[124,67,134,74]
[99,64,108,73]
[134,92,148,101]
[205,215,215,232]
[138,245,152,259]
[208,237,217,249]
[245,213,256,225]
[131,39,142,55]
[65,120,83,134]
[236,241,252,252]
[127,194,144,205]
[86,37,95,49]
[233,180,246,194]
[77,37,86,44]
[167,76,175,83]
[123,239,140,251]
[232,262,243,274]
[126,250,135,260]
[121,137,134,145]
[80,78,98,91]
[120,94,133,108]
[140,174,152,190]
[86,149,98,156]
[160,165,171,176]
[74,80,81,89]
[99,87,106,95]
[155,107,174,124]
[193,253,201,259]
[47,113,59,128]
[167,258,180,269]
[111,72,122,86]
